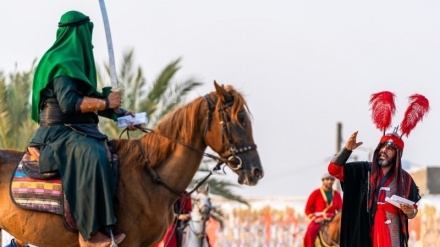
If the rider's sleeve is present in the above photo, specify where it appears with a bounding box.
[304,190,318,221]
[328,148,352,182]
[184,196,192,213]
[53,76,82,114]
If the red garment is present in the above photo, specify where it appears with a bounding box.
[372,170,398,247]
[303,188,343,247]
[373,203,399,247]
[304,222,322,247]
[154,195,192,247]
[154,224,178,247]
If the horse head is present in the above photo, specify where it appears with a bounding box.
[193,188,212,222]
[203,81,264,185]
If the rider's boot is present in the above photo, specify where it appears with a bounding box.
[78,231,126,247]
[5,239,29,247]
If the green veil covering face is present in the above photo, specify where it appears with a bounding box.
[31,10,102,122]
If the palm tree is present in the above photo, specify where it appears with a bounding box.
[0,63,38,150]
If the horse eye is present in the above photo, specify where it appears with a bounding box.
[238,112,247,126]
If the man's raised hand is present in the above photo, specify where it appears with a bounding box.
[345,131,363,151]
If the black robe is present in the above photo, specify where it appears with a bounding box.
[340,161,372,247]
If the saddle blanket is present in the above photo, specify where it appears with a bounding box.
[10,153,63,215]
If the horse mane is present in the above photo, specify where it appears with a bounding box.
[115,85,250,169]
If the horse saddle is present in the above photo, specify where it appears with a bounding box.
[10,151,77,231]
[10,142,119,232]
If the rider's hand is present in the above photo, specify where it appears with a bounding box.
[178,214,191,221]
[315,218,325,223]
[107,91,122,109]
[345,131,363,151]
[122,111,139,131]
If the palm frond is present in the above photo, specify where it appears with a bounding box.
[151,79,203,125]
[146,58,181,107]
[0,74,13,148]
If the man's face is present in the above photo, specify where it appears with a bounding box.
[378,142,397,167]
[322,177,335,190]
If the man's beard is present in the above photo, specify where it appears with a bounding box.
[378,159,390,167]
[377,154,395,167]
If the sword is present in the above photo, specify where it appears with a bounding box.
[98,0,118,88]
[98,0,148,126]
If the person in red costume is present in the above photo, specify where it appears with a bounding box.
[303,172,343,247]
[154,192,192,247]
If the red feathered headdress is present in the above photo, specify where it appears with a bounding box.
[369,91,430,150]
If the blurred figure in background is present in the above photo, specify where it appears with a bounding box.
[303,173,342,247]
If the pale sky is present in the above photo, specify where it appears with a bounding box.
[1,0,439,197]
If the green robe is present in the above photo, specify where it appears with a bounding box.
[30,77,117,239]
[29,11,121,239]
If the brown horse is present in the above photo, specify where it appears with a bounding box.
[0,82,264,247]
[315,212,341,247]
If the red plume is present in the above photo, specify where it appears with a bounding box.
[369,91,396,132]
[400,94,429,137]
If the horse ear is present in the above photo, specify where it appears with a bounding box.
[214,80,232,103]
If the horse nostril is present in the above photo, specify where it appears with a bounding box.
[254,169,264,179]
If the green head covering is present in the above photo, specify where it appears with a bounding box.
[31,10,101,122]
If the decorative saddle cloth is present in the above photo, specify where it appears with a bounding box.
[10,152,78,231]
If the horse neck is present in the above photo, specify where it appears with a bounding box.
[157,139,206,196]
[139,99,209,198]
[321,214,341,245]
[157,113,209,196]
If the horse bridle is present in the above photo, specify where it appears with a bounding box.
[134,93,258,196]
[203,94,257,171]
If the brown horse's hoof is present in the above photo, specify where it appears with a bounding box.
[79,232,126,247]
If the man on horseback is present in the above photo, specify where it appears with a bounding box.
[303,173,342,247]
[327,91,427,247]
[153,192,192,247]
[15,10,132,247]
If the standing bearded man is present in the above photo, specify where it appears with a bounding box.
[328,91,429,247]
